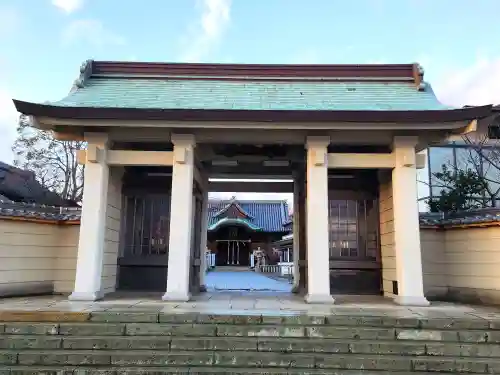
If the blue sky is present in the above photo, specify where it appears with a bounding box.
[1,0,499,201]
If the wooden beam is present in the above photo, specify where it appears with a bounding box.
[328,152,425,169]
[52,131,85,141]
[209,181,293,193]
[77,149,174,166]
[107,150,174,166]
[327,153,395,169]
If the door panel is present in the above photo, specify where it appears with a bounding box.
[117,194,171,291]
[328,182,381,295]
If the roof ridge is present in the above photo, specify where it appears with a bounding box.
[88,60,423,83]
[71,59,94,91]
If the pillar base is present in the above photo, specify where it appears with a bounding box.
[68,291,104,302]
[162,292,191,302]
[393,295,430,307]
[305,293,335,304]
[291,284,300,294]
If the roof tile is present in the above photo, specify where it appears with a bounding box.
[208,199,290,232]
[51,78,449,112]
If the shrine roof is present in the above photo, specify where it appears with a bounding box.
[208,199,290,233]
[208,218,262,232]
[12,60,493,123]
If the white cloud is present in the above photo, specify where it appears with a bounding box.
[433,57,500,107]
[0,89,18,164]
[62,19,126,47]
[180,0,231,62]
[52,0,84,14]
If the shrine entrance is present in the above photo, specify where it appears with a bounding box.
[215,239,252,267]
[328,170,382,295]
[116,167,172,292]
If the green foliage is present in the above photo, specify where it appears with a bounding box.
[427,164,486,213]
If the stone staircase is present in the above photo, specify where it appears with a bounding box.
[0,310,500,374]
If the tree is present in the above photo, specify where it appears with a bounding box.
[12,114,86,203]
[427,164,486,213]
[458,132,500,207]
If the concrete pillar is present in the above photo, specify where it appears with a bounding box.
[291,174,300,293]
[199,189,209,292]
[392,136,429,306]
[163,134,195,302]
[69,133,110,301]
[304,136,334,304]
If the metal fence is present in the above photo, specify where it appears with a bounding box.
[205,253,216,270]
[256,263,294,284]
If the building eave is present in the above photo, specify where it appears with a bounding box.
[207,217,263,232]
[13,100,493,124]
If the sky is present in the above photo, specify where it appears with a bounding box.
[1,0,500,202]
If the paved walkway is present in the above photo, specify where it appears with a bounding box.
[206,270,292,292]
[1,292,499,321]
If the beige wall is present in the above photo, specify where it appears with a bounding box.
[378,171,396,297]
[101,167,123,294]
[4,194,500,305]
[0,170,123,298]
[420,229,447,298]
[421,225,500,305]
[0,219,79,297]
[53,225,80,293]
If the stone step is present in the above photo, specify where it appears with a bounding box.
[1,310,496,329]
[0,350,498,372]
[0,367,460,375]
[1,311,499,373]
[2,335,500,358]
[2,322,499,343]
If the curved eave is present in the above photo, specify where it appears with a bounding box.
[12,100,493,124]
[208,218,262,232]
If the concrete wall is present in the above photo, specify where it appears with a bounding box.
[4,197,500,306]
[421,225,500,305]
[0,169,123,298]
[53,225,80,293]
[0,219,79,297]
[101,168,123,294]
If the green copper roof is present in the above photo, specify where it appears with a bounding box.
[48,77,450,112]
[208,217,263,232]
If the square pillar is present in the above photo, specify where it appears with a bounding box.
[305,136,334,304]
[199,189,209,292]
[69,133,110,301]
[392,136,429,306]
[163,134,195,302]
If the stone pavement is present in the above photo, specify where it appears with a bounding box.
[1,291,500,320]
[205,270,292,292]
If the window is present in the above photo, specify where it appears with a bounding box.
[488,125,500,140]
[428,147,455,196]
[328,199,378,260]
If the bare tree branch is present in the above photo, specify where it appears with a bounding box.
[12,114,86,203]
